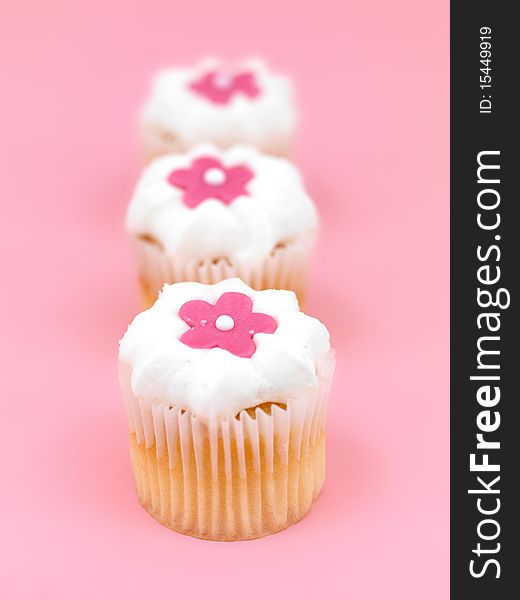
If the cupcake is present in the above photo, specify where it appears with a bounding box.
[126,143,318,308]
[118,278,335,541]
[140,58,296,161]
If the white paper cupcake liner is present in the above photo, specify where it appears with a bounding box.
[119,351,335,540]
[140,122,292,164]
[133,234,315,308]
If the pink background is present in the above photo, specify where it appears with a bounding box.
[0,1,449,598]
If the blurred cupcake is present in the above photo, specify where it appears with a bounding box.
[118,278,335,541]
[140,58,296,161]
[127,144,318,308]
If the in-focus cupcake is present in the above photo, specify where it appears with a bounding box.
[127,143,318,308]
[118,278,335,541]
[140,58,296,162]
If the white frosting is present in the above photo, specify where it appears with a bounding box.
[119,279,331,418]
[141,58,296,149]
[126,143,318,264]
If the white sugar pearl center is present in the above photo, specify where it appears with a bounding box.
[215,315,235,332]
[213,72,233,88]
[203,167,227,186]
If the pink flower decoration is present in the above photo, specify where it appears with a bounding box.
[167,157,253,209]
[189,70,260,105]
[179,292,277,358]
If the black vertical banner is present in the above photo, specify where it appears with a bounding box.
[451,2,518,598]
